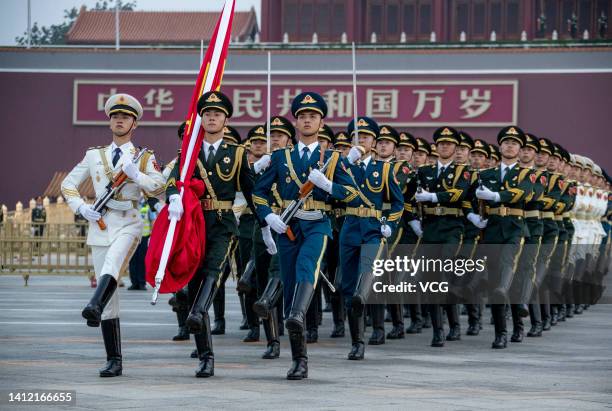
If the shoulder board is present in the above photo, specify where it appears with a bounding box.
[146,149,155,154]
[418,164,431,169]
[87,145,108,151]
[226,142,239,147]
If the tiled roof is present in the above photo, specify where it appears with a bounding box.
[65,7,258,44]
[44,172,95,200]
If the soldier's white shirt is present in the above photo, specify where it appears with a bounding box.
[61,140,166,247]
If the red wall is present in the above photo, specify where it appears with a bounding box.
[1,71,610,206]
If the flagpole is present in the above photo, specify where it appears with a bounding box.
[200,39,204,65]
[266,51,271,153]
[352,42,359,145]
[152,0,236,304]
[115,0,120,51]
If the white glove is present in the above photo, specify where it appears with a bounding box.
[476,186,501,202]
[261,226,277,255]
[121,156,141,181]
[253,154,271,174]
[380,224,392,238]
[415,190,437,203]
[308,169,333,193]
[347,146,363,165]
[408,219,423,237]
[168,194,183,221]
[154,201,164,213]
[78,204,101,223]
[265,213,287,235]
[467,212,488,229]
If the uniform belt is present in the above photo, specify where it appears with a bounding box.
[554,215,563,221]
[382,203,391,211]
[562,212,570,219]
[282,199,331,212]
[541,211,555,219]
[524,210,541,218]
[423,206,461,217]
[333,208,346,217]
[487,206,523,217]
[241,208,253,215]
[200,199,233,211]
[345,207,382,219]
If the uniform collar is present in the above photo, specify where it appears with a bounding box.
[297,140,320,155]
[501,161,517,172]
[110,140,134,154]
[203,138,223,152]
[437,159,453,169]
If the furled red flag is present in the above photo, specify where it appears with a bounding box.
[146,0,236,301]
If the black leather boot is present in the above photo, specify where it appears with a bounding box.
[491,304,508,349]
[286,282,315,334]
[368,304,386,345]
[173,308,190,341]
[243,290,260,342]
[239,292,249,330]
[510,305,524,342]
[466,304,481,336]
[253,277,282,319]
[194,313,214,378]
[550,305,559,326]
[347,307,365,360]
[186,275,218,335]
[429,305,445,347]
[445,304,461,341]
[330,292,345,338]
[211,285,225,335]
[262,308,280,359]
[405,304,423,334]
[82,274,117,327]
[305,289,319,343]
[422,308,432,329]
[236,258,256,294]
[286,331,308,380]
[386,304,405,339]
[527,303,542,337]
[100,318,122,377]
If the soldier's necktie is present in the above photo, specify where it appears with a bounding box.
[112,148,122,167]
[206,145,215,168]
[438,166,445,178]
[301,146,310,168]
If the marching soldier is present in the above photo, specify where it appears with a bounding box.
[338,117,403,358]
[414,127,472,347]
[251,115,295,359]
[387,130,422,339]
[475,126,534,349]
[458,133,487,337]
[61,93,165,376]
[514,133,548,338]
[166,91,274,378]
[252,92,356,379]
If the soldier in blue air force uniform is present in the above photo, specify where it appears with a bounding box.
[252,92,357,380]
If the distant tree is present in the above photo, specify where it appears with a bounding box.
[16,1,137,46]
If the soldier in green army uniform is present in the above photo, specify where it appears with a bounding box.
[31,196,47,256]
[236,126,274,343]
[533,137,563,331]
[166,91,275,378]
[457,133,488,336]
[250,115,296,358]
[548,144,576,323]
[385,129,422,339]
[513,133,548,338]
[414,127,472,347]
[475,126,534,349]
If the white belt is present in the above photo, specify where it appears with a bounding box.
[106,199,136,211]
[295,209,324,221]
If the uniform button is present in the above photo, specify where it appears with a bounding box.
[208,171,212,175]
[359,205,364,208]
[206,195,211,198]
[361,184,364,188]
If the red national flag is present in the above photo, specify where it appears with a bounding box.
[146,0,236,297]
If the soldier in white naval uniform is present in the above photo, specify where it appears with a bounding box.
[61,93,165,377]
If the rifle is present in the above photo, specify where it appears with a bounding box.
[280,150,331,241]
[476,167,486,221]
[92,147,147,230]
[415,173,424,221]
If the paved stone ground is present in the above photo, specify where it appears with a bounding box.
[0,275,611,410]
